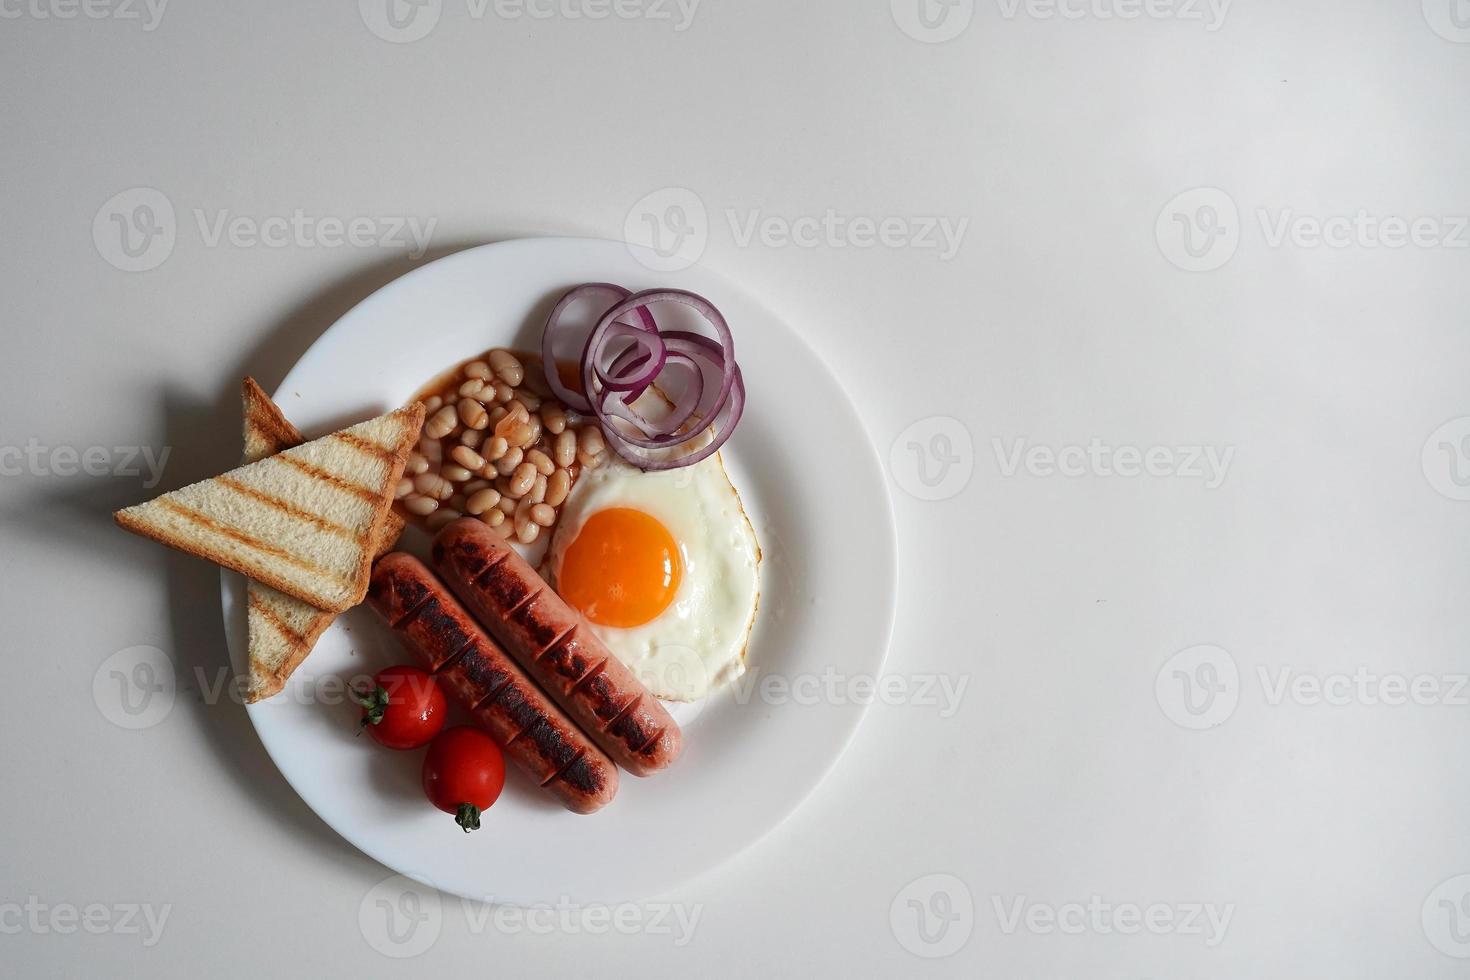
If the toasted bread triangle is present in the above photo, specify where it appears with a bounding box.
[239,378,407,702]
[115,400,424,614]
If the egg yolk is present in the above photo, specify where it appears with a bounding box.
[559,508,682,628]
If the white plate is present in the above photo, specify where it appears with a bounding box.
[221,238,896,905]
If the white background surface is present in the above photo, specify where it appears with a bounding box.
[3,1,1470,977]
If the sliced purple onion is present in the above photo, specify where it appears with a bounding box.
[542,283,745,472]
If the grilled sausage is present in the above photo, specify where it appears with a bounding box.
[431,518,682,777]
[367,552,618,814]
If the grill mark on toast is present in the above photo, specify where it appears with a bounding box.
[217,476,357,540]
[248,590,305,644]
[333,431,399,462]
[278,454,384,505]
[154,499,345,586]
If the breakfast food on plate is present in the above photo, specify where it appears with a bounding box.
[544,445,760,701]
[240,377,408,702]
[115,403,424,613]
[422,726,507,833]
[396,347,610,543]
[367,552,620,814]
[355,665,447,751]
[432,519,683,778]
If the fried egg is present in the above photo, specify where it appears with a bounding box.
[544,450,761,702]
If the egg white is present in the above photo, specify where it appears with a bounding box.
[544,451,761,702]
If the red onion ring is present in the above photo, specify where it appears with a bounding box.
[541,285,745,471]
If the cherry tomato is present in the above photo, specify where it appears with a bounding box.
[422,726,506,832]
[354,666,446,750]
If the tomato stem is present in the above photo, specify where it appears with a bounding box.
[455,803,482,833]
[354,684,389,728]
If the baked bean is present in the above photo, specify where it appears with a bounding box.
[546,468,571,507]
[414,472,454,501]
[451,445,486,471]
[458,379,486,398]
[480,507,506,528]
[426,508,462,532]
[482,436,509,462]
[541,403,567,434]
[423,395,443,413]
[464,360,492,381]
[420,437,443,463]
[426,405,458,440]
[491,516,515,539]
[577,450,605,470]
[522,416,543,446]
[508,462,537,497]
[529,473,547,504]
[494,446,524,476]
[553,430,577,468]
[503,422,535,448]
[515,516,540,545]
[578,426,605,456]
[489,349,525,387]
[462,478,490,495]
[493,383,515,404]
[466,488,502,515]
[458,398,489,430]
[407,452,430,476]
[526,449,555,476]
[496,494,518,516]
[403,494,438,517]
[517,390,541,412]
[395,477,413,499]
[459,429,483,450]
[441,464,474,483]
[530,503,557,527]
